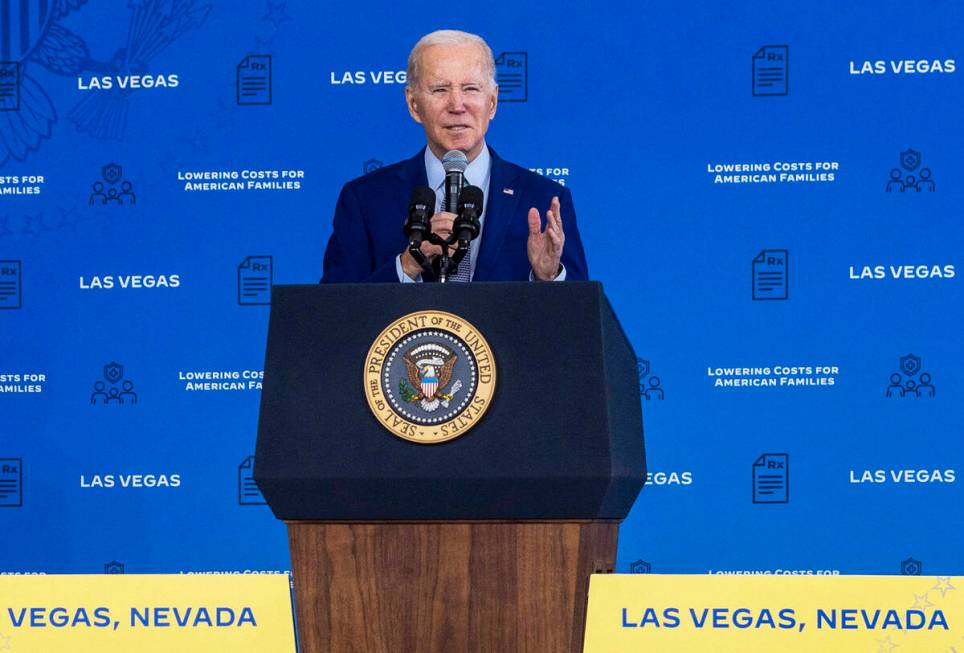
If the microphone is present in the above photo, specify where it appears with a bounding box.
[454,185,483,245]
[441,150,468,213]
[405,186,435,248]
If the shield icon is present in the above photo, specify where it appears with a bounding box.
[102,163,123,184]
[636,358,650,379]
[899,354,921,378]
[104,560,125,575]
[103,362,124,384]
[629,559,651,574]
[900,149,921,172]
[900,557,922,576]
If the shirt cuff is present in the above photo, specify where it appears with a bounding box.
[397,254,422,283]
[529,264,566,282]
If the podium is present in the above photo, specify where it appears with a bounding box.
[255,282,645,653]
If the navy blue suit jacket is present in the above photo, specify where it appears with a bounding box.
[320,148,589,282]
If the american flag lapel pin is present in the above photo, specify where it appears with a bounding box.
[502,187,514,195]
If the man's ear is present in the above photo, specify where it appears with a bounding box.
[405,87,422,124]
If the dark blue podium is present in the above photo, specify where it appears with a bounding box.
[255,282,645,653]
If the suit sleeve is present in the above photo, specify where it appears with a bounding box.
[320,182,399,283]
[559,186,590,281]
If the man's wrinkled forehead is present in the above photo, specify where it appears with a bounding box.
[419,44,489,85]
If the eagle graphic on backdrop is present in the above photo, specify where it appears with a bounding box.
[0,0,210,166]
[400,343,463,413]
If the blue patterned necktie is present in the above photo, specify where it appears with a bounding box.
[438,182,472,282]
[448,243,472,282]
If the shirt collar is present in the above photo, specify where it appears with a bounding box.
[425,143,491,191]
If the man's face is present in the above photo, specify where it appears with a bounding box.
[406,43,498,162]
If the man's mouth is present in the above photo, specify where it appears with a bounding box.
[444,125,470,132]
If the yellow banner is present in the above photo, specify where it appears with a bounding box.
[0,574,296,652]
[584,574,961,652]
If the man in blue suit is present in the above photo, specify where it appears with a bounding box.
[321,30,589,283]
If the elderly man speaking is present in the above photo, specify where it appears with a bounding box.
[320,30,589,283]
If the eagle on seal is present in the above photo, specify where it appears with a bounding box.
[403,346,458,412]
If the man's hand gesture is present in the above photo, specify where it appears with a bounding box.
[527,196,565,280]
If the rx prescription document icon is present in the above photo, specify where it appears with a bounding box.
[753,453,789,504]
[752,249,788,300]
[752,45,788,96]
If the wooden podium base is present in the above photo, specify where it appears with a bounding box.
[288,521,619,653]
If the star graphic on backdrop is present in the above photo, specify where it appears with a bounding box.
[261,0,291,29]
[910,591,933,610]
[876,634,898,653]
[0,632,11,650]
[932,576,956,598]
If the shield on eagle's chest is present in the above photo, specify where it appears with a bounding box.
[421,376,438,400]
[3,1,55,62]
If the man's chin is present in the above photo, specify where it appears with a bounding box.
[439,138,481,158]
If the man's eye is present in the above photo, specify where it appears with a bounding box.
[464,87,479,93]
[431,88,447,94]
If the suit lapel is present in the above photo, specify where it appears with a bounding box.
[475,148,522,281]
[395,148,429,190]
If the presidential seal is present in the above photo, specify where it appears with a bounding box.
[364,311,496,444]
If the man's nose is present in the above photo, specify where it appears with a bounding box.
[446,89,467,112]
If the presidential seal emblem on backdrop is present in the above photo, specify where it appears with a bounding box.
[364,311,496,444]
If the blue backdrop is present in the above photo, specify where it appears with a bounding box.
[1,0,962,580]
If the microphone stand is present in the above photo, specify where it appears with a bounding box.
[407,241,436,281]
[425,233,469,282]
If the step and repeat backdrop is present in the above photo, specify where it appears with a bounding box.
[1,0,962,583]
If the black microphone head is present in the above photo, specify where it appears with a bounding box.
[457,184,483,209]
[406,186,435,243]
[409,186,437,212]
[442,150,468,174]
[455,185,483,241]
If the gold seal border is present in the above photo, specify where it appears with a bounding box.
[364,310,496,444]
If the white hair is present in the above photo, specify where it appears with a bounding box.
[406,29,496,90]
